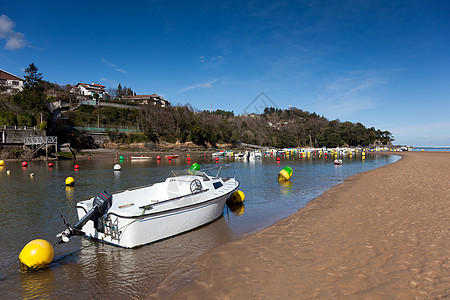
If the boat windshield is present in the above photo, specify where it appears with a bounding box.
[169,169,211,180]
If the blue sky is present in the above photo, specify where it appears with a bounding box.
[1,1,450,146]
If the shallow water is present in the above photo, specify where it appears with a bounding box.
[0,153,399,299]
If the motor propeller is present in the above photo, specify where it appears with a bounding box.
[56,191,112,244]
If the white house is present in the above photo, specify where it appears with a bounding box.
[75,82,108,99]
[0,69,24,95]
[121,94,170,107]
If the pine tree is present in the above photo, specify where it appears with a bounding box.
[12,63,46,112]
[117,83,123,98]
[24,63,44,92]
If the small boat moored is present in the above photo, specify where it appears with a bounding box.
[130,156,152,160]
[57,166,239,248]
[165,155,179,160]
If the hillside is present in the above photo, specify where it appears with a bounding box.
[65,104,393,148]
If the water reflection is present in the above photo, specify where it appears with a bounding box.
[20,269,56,300]
[113,170,121,180]
[53,216,233,299]
[226,202,245,216]
[279,180,293,196]
[65,186,75,202]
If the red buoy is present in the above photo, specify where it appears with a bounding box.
[215,157,219,161]
[22,161,28,167]
[48,163,53,167]
[187,157,191,162]
[74,164,80,170]
[157,156,161,160]
[276,157,280,162]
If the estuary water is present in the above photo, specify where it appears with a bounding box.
[0,153,399,299]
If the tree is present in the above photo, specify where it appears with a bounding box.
[12,63,47,112]
[23,63,43,91]
[117,83,123,98]
[0,111,17,125]
[108,88,118,99]
[93,92,100,105]
[17,112,36,126]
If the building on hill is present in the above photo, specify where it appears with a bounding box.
[0,69,24,95]
[121,94,170,107]
[74,82,109,99]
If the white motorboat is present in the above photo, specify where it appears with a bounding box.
[234,151,248,159]
[249,151,262,159]
[57,167,239,248]
[130,156,152,160]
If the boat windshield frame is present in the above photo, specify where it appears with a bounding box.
[169,169,211,180]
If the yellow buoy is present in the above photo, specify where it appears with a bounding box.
[0,160,4,166]
[278,166,293,181]
[19,239,54,271]
[227,190,245,204]
[6,170,10,175]
[65,176,75,186]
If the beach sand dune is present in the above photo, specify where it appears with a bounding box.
[151,152,450,299]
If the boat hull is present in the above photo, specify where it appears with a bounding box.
[76,176,239,248]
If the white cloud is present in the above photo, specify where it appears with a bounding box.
[179,82,214,93]
[101,58,128,74]
[0,15,27,50]
[114,68,127,74]
[199,55,223,64]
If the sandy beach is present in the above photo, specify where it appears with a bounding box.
[150,152,450,299]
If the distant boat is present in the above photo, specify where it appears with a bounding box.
[131,156,152,160]
[234,151,248,159]
[165,155,179,159]
[249,151,262,159]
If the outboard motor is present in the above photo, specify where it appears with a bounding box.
[57,191,112,243]
[92,191,112,232]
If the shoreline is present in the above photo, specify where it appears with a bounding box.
[150,152,450,299]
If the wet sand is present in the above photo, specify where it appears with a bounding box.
[151,152,450,299]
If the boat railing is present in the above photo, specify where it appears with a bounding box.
[139,188,210,210]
